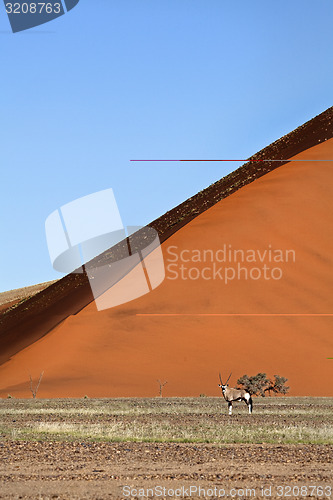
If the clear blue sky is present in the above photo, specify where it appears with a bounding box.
[1,0,332,292]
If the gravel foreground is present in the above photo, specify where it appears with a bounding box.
[0,441,332,499]
[0,398,332,498]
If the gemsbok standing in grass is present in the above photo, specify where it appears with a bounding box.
[218,373,253,415]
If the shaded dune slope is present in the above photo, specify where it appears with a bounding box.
[0,111,333,397]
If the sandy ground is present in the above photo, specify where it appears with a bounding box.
[0,397,331,499]
[0,441,332,499]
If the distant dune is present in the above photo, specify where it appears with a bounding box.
[0,117,332,398]
[0,281,57,314]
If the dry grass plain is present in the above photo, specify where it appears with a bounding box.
[0,397,332,498]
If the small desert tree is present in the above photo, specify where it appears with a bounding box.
[157,379,167,397]
[237,373,270,396]
[265,375,289,396]
[29,371,44,399]
[237,373,289,396]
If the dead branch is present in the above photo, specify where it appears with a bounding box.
[157,379,168,397]
[29,371,44,399]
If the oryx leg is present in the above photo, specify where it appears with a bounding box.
[243,394,253,414]
[228,402,232,415]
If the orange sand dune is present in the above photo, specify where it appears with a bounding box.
[1,140,333,398]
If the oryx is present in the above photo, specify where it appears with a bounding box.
[218,373,253,415]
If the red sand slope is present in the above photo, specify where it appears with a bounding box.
[1,140,333,398]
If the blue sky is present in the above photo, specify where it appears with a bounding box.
[0,0,332,292]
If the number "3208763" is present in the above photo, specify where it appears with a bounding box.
[5,3,62,14]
